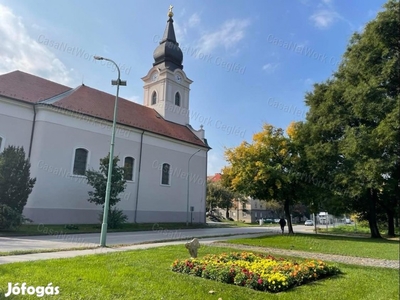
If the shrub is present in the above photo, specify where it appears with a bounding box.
[98,207,128,229]
[0,204,31,230]
[0,146,36,229]
[64,224,79,230]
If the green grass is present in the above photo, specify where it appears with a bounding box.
[0,222,211,237]
[0,246,398,299]
[319,224,400,237]
[227,233,399,260]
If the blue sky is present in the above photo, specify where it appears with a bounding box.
[0,0,387,175]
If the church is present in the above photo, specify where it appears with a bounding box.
[0,8,210,224]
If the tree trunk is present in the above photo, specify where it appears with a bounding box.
[368,188,382,238]
[284,199,294,234]
[226,209,229,219]
[386,209,395,237]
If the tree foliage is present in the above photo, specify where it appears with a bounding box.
[299,0,399,237]
[222,123,310,233]
[86,155,126,207]
[0,146,35,230]
[85,154,127,228]
[206,180,235,218]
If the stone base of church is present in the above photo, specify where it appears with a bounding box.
[22,208,205,225]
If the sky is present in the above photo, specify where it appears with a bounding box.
[0,0,388,175]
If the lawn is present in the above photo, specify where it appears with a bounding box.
[319,224,400,237]
[0,246,398,299]
[227,233,400,260]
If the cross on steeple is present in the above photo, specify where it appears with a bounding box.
[168,5,174,17]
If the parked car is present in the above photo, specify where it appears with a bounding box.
[304,220,314,226]
[345,219,352,224]
[263,218,274,224]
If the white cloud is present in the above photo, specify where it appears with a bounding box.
[174,21,186,42]
[299,0,311,5]
[188,13,200,27]
[310,9,339,29]
[262,63,279,73]
[304,78,314,85]
[0,4,72,85]
[196,19,250,54]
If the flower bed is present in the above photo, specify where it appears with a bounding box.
[171,252,341,293]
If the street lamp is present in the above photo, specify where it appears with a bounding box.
[94,55,127,247]
[186,149,201,226]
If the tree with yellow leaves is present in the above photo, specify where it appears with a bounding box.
[222,122,306,234]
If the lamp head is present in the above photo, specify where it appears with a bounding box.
[94,56,104,60]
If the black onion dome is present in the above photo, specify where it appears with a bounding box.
[153,16,183,71]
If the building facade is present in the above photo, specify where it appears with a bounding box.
[0,10,210,224]
[208,173,275,223]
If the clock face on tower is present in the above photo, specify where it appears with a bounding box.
[175,74,182,82]
[151,73,158,82]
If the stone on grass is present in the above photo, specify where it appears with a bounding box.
[185,238,200,258]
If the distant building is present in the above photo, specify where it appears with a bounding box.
[207,173,275,223]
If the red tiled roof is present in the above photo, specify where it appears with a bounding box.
[208,173,222,182]
[52,85,207,147]
[0,70,208,148]
[0,70,71,103]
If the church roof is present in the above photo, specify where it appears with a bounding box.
[0,70,208,148]
[0,70,71,103]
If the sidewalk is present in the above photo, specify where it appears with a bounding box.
[209,242,399,269]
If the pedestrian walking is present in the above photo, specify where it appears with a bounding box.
[279,217,286,234]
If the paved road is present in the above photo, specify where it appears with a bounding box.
[0,223,336,253]
[0,226,279,252]
[0,233,268,265]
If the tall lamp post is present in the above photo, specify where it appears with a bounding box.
[186,149,201,226]
[93,55,127,247]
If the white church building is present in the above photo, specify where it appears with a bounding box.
[0,10,210,224]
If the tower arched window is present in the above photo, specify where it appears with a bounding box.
[175,92,181,106]
[151,91,157,105]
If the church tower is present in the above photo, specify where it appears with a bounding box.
[142,6,192,126]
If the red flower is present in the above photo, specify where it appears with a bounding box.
[258,279,263,284]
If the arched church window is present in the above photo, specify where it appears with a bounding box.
[124,157,135,181]
[161,163,170,185]
[73,148,88,175]
[151,91,157,105]
[175,92,181,106]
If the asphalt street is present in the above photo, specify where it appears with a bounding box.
[0,223,334,253]
[0,226,277,252]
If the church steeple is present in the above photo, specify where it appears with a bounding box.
[153,5,183,71]
[142,6,193,126]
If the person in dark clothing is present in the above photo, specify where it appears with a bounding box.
[279,217,286,234]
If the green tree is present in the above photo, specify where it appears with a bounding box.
[86,154,127,228]
[0,146,36,230]
[206,180,234,218]
[300,0,399,238]
[222,123,308,234]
